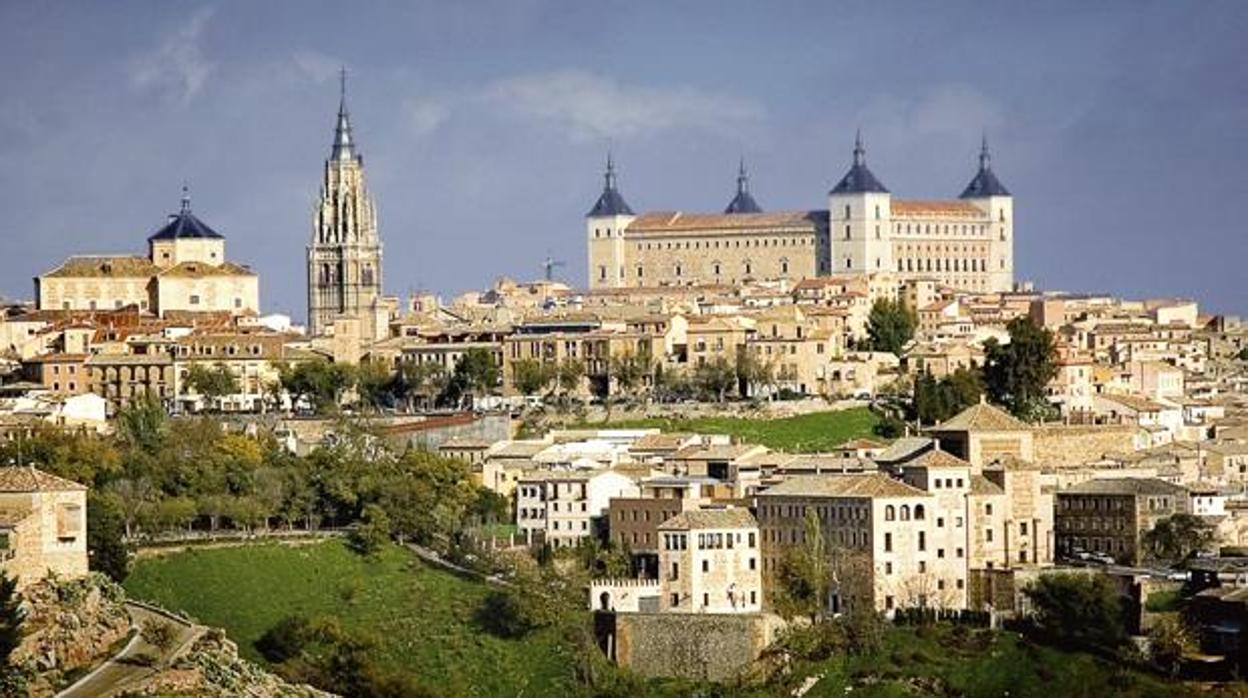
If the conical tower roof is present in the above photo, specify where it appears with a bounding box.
[960,135,1011,198]
[586,152,634,217]
[724,157,763,214]
[147,186,223,241]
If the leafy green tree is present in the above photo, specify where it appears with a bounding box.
[1023,573,1127,650]
[913,367,984,424]
[694,357,737,402]
[278,360,354,414]
[446,348,500,407]
[774,510,830,622]
[983,316,1059,419]
[865,298,916,356]
[184,363,239,409]
[378,450,476,550]
[609,351,649,401]
[511,359,553,396]
[116,392,168,455]
[0,425,121,488]
[554,358,585,399]
[353,360,393,411]
[1147,615,1194,677]
[391,361,447,411]
[86,491,131,582]
[1142,514,1215,564]
[347,503,392,556]
[0,573,23,666]
[736,350,776,399]
[1237,347,1248,362]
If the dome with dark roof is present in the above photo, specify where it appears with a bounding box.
[960,137,1011,198]
[830,133,889,195]
[147,190,223,241]
[586,154,635,217]
[724,158,763,214]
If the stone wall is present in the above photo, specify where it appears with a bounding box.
[1033,424,1142,466]
[602,611,786,681]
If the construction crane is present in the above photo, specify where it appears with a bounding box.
[542,254,566,282]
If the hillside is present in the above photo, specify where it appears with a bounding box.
[124,540,584,696]
[588,406,881,452]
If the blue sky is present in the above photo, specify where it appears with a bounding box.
[1,1,1245,317]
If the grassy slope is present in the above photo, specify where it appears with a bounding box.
[124,540,578,696]
[597,407,880,453]
[792,624,1211,698]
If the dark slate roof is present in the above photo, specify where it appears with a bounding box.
[586,154,634,217]
[147,192,223,241]
[725,158,763,214]
[830,134,888,194]
[960,138,1011,198]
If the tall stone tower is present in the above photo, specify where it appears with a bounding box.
[828,132,893,275]
[585,153,635,290]
[307,70,383,337]
[960,135,1014,292]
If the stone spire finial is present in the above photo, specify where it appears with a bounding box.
[853,129,866,167]
[180,183,191,214]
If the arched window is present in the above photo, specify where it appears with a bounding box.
[885,505,895,521]
[900,505,911,521]
[914,504,925,520]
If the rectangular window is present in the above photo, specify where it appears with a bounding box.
[702,560,709,573]
[884,532,892,552]
[918,531,926,552]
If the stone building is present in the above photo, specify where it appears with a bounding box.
[757,473,967,614]
[0,466,88,589]
[658,508,762,613]
[1054,477,1189,565]
[307,72,384,340]
[586,134,1014,293]
[515,469,639,548]
[35,190,259,317]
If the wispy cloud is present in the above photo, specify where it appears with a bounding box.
[482,69,764,141]
[292,49,343,84]
[128,7,217,105]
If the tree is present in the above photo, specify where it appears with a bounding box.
[447,348,500,408]
[511,359,553,397]
[278,360,354,414]
[184,363,239,410]
[378,450,476,551]
[983,316,1059,419]
[1022,572,1127,650]
[1142,514,1215,564]
[391,361,446,411]
[0,574,24,665]
[87,491,131,582]
[736,350,776,400]
[773,510,871,624]
[694,357,737,402]
[913,367,984,424]
[116,392,168,455]
[554,359,586,399]
[347,503,392,555]
[353,360,393,411]
[609,352,648,402]
[1147,615,1194,677]
[865,298,916,356]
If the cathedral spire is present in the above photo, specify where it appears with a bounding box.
[331,66,356,161]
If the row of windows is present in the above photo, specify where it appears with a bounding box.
[897,257,989,273]
[635,237,811,251]
[1059,517,1126,532]
[883,504,926,521]
[606,259,791,281]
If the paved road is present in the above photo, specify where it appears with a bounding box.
[57,604,199,698]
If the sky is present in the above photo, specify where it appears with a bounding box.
[1,1,1246,318]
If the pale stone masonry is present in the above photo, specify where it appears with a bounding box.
[586,134,1013,293]
[658,508,762,614]
[0,466,88,589]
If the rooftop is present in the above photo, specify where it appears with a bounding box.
[931,401,1031,433]
[0,466,87,492]
[761,473,929,499]
[658,507,757,530]
[1061,477,1188,497]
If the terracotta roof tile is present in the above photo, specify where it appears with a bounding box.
[892,200,987,218]
[626,210,822,234]
[0,466,87,492]
[761,473,929,499]
[658,507,757,530]
[42,255,159,279]
[932,402,1030,432]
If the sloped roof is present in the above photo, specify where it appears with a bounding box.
[1062,477,1187,497]
[969,474,1005,496]
[156,261,256,278]
[960,165,1011,198]
[626,210,820,233]
[932,402,1030,432]
[0,466,87,492]
[659,507,757,530]
[874,437,935,463]
[588,187,634,217]
[761,473,929,499]
[42,255,159,279]
[892,200,986,217]
[148,202,224,241]
[905,448,973,469]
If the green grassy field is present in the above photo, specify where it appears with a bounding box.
[597,407,880,452]
[785,623,1210,698]
[124,540,581,696]
[124,540,1222,698]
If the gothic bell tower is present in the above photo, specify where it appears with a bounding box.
[306,69,383,336]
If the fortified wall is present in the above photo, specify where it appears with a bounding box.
[596,611,786,681]
[1032,423,1142,466]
